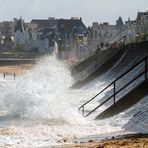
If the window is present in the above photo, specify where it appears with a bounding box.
[94,30,97,39]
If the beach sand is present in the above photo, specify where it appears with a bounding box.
[58,134,148,148]
[60,138,148,148]
[0,64,33,76]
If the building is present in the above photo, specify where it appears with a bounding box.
[56,17,88,59]
[124,18,136,43]
[31,17,88,60]
[134,11,148,42]
[0,20,15,49]
[91,22,119,50]
[25,22,38,41]
[31,17,57,30]
[34,28,57,52]
[14,18,31,49]
[137,12,148,41]
[116,17,124,30]
[0,21,14,37]
[122,11,148,44]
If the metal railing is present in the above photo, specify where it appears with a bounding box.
[79,55,148,117]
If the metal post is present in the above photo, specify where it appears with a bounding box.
[145,57,147,80]
[14,73,15,80]
[3,73,5,79]
[82,106,84,117]
[113,81,116,104]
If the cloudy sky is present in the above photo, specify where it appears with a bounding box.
[0,0,147,26]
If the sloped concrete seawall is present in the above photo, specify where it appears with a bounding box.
[71,46,126,83]
[72,41,148,85]
[0,58,36,66]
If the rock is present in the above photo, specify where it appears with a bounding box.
[88,140,94,143]
[63,139,67,142]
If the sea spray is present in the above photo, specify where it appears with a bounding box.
[0,56,126,147]
[2,57,69,116]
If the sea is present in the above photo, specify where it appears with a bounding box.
[0,56,147,147]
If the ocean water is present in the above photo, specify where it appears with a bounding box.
[0,56,146,147]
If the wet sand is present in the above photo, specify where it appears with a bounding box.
[60,138,148,148]
[58,134,148,148]
[0,64,33,76]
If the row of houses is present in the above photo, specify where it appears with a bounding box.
[124,12,148,43]
[0,11,148,60]
[91,12,148,50]
[0,17,89,60]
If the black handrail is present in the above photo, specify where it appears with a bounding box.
[79,55,148,117]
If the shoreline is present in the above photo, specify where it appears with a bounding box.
[51,133,148,148]
[0,63,33,76]
[0,61,147,148]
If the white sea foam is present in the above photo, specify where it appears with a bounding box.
[0,55,138,147]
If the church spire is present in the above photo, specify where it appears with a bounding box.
[14,17,25,33]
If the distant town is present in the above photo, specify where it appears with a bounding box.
[0,11,148,62]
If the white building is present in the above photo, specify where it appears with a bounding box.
[35,38,49,52]
[14,18,31,49]
[120,12,148,44]
[91,22,119,50]
[129,12,148,42]
[141,13,148,31]
[124,19,136,43]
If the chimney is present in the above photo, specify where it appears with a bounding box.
[71,17,79,20]
[48,17,55,20]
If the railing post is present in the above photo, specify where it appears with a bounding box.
[113,81,116,104]
[145,57,147,80]
[79,55,148,118]
[14,73,16,80]
[82,106,85,117]
[3,73,5,79]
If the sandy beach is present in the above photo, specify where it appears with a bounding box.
[57,134,148,148]
[0,64,33,76]
[60,138,148,148]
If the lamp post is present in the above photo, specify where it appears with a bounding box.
[72,26,77,60]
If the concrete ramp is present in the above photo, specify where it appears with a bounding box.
[95,79,148,119]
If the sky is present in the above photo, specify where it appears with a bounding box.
[0,0,148,26]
